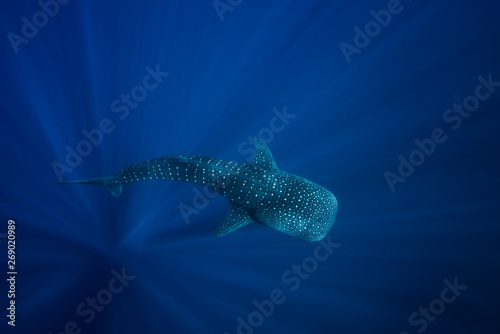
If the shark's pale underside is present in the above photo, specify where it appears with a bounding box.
[55,139,338,241]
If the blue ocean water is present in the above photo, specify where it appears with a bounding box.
[1,0,499,333]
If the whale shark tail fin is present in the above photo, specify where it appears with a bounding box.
[51,176,122,197]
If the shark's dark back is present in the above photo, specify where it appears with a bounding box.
[114,155,243,192]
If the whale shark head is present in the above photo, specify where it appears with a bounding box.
[279,179,338,242]
[251,170,338,242]
[303,186,338,242]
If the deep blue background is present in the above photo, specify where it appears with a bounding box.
[1,1,499,333]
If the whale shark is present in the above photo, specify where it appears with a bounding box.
[54,139,338,241]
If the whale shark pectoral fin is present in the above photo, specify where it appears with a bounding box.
[214,203,253,236]
[251,138,279,171]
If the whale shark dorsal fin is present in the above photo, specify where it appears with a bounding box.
[251,139,279,170]
[214,203,253,236]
